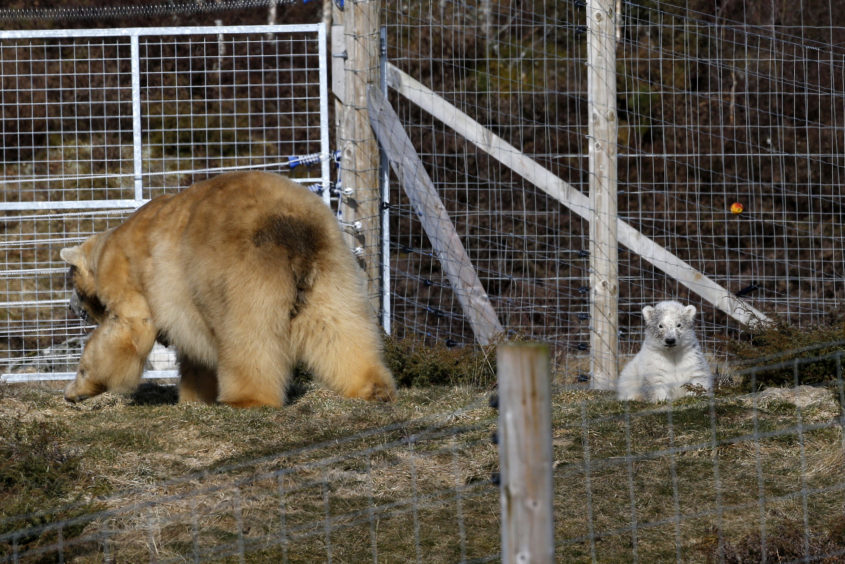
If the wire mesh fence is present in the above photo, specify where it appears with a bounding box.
[0,24,329,380]
[555,353,845,561]
[383,0,593,357]
[382,0,845,359]
[0,0,844,562]
[1,350,843,562]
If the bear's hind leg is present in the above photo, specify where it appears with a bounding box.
[178,354,219,404]
[215,340,292,408]
[294,307,396,402]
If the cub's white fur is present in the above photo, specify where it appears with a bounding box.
[616,300,713,402]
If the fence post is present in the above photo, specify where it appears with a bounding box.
[334,0,382,315]
[587,0,619,390]
[497,343,555,564]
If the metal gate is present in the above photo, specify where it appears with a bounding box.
[0,23,330,382]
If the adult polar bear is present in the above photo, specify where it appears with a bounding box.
[60,171,396,407]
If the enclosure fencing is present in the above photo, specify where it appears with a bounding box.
[1,0,845,562]
[5,2,844,382]
[0,23,330,381]
[0,403,499,563]
[382,0,845,361]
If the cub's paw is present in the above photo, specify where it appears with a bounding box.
[650,389,671,403]
[682,382,710,397]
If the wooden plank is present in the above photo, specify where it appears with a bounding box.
[367,85,504,345]
[330,24,345,103]
[497,343,555,564]
[338,0,381,314]
[587,0,620,390]
[385,63,770,328]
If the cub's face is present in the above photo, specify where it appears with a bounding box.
[642,302,697,349]
[60,242,107,325]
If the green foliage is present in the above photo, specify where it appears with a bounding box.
[382,336,496,389]
[713,515,845,562]
[0,417,103,558]
[144,101,259,159]
[727,317,845,390]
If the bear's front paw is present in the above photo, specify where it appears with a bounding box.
[617,391,644,402]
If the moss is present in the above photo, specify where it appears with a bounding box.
[382,336,496,389]
[713,517,845,562]
[727,316,845,391]
[0,418,104,557]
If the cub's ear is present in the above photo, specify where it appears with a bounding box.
[642,305,655,324]
[683,304,697,321]
[60,246,87,270]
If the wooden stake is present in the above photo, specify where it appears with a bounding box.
[336,0,381,314]
[587,0,619,390]
[497,343,555,564]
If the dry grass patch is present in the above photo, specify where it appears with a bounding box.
[0,352,843,562]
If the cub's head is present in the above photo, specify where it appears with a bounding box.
[641,300,698,349]
[60,239,107,325]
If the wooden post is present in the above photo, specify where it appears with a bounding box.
[335,0,381,314]
[587,0,619,391]
[497,343,555,564]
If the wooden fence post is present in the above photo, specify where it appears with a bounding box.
[334,0,382,315]
[497,343,555,564]
[587,0,619,390]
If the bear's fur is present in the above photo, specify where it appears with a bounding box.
[60,171,396,407]
[616,300,712,402]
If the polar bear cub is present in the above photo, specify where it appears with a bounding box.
[616,300,713,402]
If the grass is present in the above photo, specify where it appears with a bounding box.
[0,343,843,563]
[0,374,502,563]
[726,316,845,390]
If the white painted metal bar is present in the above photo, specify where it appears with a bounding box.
[0,162,320,186]
[0,299,69,308]
[0,200,148,211]
[130,34,144,200]
[0,24,323,40]
[317,22,331,206]
[379,26,391,335]
[1,371,178,384]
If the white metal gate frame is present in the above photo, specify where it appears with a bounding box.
[0,23,331,212]
[0,23,331,382]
